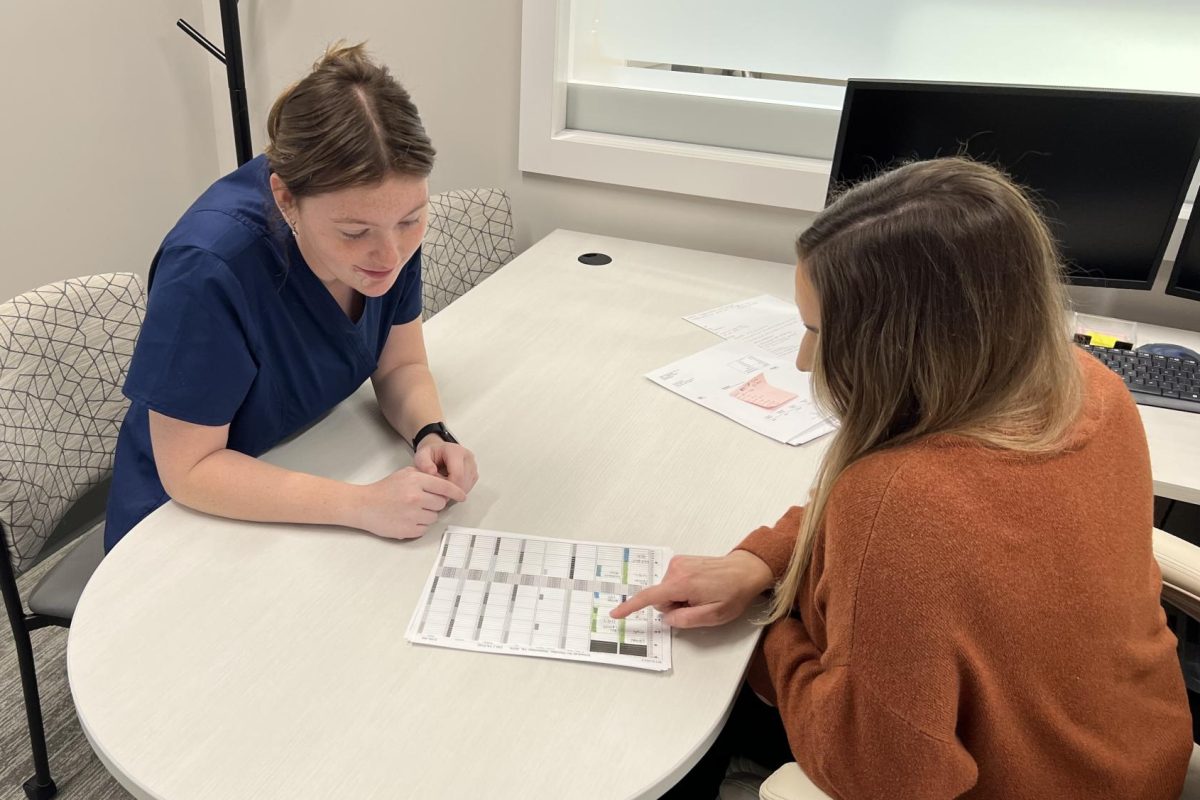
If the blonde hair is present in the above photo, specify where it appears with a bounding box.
[768,157,1083,622]
[265,41,435,198]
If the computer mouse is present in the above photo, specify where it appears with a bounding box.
[1137,342,1200,362]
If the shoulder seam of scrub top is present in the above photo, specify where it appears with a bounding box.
[161,209,291,290]
[190,198,275,235]
[179,205,286,258]
[154,244,247,288]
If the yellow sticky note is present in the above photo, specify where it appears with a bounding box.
[1087,332,1118,348]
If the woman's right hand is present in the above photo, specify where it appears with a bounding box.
[608,550,776,628]
[353,466,467,540]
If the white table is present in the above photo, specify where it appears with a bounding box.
[67,230,1200,799]
[68,230,831,800]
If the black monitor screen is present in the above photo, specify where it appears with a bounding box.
[830,81,1200,289]
[1167,211,1200,301]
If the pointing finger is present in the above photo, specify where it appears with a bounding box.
[610,582,682,619]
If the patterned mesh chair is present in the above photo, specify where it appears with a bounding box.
[421,187,514,319]
[0,273,145,799]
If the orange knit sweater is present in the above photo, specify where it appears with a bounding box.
[737,351,1192,799]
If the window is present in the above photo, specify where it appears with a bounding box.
[520,0,1200,212]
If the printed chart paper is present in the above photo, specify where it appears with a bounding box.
[647,340,835,445]
[407,526,672,671]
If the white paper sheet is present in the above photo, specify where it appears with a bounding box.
[788,417,838,445]
[684,294,803,358]
[406,527,672,671]
[646,340,833,445]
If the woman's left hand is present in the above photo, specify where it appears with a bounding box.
[413,439,479,494]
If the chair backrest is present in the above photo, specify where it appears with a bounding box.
[421,187,514,319]
[0,273,146,574]
[1155,527,1200,621]
[1141,530,1200,799]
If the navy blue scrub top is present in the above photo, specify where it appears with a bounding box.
[105,155,422,551]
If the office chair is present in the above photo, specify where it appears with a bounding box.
[754,527,1200,800]
[421,188,514,319]
[0,273,145,799]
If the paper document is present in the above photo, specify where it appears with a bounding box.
[407,526,672,671]
[684,295,803,358]
[647,340,836,445]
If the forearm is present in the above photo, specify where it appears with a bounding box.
[734,505,806,580]
[372,364,445,443]
[164,448,365,529]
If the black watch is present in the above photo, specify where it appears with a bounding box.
[411,421,458,450]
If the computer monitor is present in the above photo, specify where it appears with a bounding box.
[1166,209,1200,302]
[830,81,1200,289]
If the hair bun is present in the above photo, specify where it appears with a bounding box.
[264,39,435,196]
[312,40,378,81]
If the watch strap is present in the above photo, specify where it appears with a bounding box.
[411,421,457,450]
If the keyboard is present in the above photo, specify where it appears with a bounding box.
[1079,344,1200,413]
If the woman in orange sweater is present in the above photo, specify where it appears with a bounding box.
[614,157,1192,799]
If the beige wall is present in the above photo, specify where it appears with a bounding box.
[5,0,1198,333]
[0,0,222,302]
[236,0,810,269]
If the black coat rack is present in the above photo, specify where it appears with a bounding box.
[177,0,253,166]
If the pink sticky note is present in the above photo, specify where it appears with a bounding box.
[730,372,798,410]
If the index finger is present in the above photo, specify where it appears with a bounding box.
[415,471,468,503]
[609,582,681,619]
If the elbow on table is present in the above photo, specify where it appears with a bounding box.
[154,455,214,510]
[155,465,193,507]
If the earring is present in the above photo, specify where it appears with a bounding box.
[277,203,298,237]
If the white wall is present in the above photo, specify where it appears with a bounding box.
[0,1,222,302]
[5,0,1197,334]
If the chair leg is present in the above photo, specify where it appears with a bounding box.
[1,560,58,798]
[23,776,59,800]
[10,621,59,799]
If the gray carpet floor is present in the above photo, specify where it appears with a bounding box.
[1,540,131,800]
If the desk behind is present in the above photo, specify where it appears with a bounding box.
[1131,322,1200,505]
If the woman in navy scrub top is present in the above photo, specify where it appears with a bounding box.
[105,43,477,550]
